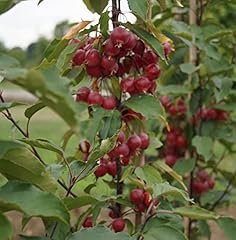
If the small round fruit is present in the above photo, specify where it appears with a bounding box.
[206,109,217,120]
[73,49,85,66]
[101,55,118,72]
[136,203,146,212]
[168,104,178,116]
[121,157,130,166]
[145,63,161,80]
[110,27,130,46]
[143,191,151,207]
[79,140,90,153]
[94,164,108,177]
[102,96,117,110]
[86,65,103,78]
[103,39,120,56]
[207,178,215,189]
[130,189,144,204]
[197,170,209,181]
[127,135,142,150]
[133,40,145,56]
[82,217,93,228]
[76,87,90,102]
[87,92,103,105]
[115,143,130,157]
[135,76,151,92]
[123,32,137,51]
[176,135,187,148]
[163,42,172,57]
[121,77,135,93]
[143,50,159,64]
[117,131,126,144]
[139,132,150,149]
[112,218,125,232]
[165,155,177,167]
[85,49,100,67]
[160,96,171,108]
[107,161,117,177]
[109,209,118,219]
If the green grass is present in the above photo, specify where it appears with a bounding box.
[0,106,79,163]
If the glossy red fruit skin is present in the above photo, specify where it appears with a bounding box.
[130,189,144,205]
[168,104,178,116]
[87,92,104,105]
[76,87,90,102]
[133,40,145,56]
[110,27,130,46]
[192,181,208,195]
[135,77,151,92]
[112,218,125,232]
[82,217,93,228]
[163,42,172,56]
[197,170,209,181]
[94,164,107,177]
[121,77,135,93]
[109,209,118,219]
[143,191,151,207]
[85,49,101,67]
[136,203,146,212]
[206,109,217,120]
[73,49,85,66]
[107,161,117,177]
[123,32,137,51]
[143,50,159,64]
[207,178,215,189]
[101,55,117,72]
[115,143,130,157]
[102,96,117,110]
[121,157,130,166]
[176,135,187,148]
[86,65,103,78]
[79,140,91,153]
[165,155,177,167]
[117,131,126,144]
[139,132,150,149]
[145,63,161,80]
[127,135,142,150]
[160,95,171,108]
[103,39,120,56]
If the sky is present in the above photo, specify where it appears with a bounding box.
[0,0,135,49]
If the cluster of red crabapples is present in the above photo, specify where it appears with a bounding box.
[162,127,188,167]
[192,169,215,196]
[94,131,150,178]
[160,96,187,117]
[192,107,228,125]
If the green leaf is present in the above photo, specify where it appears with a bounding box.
[192,136,213,161]
[68,225,134,240]
[152,161,187,191]
[24,102,45,119]
[83,0,109,14]
[0,140,57,193]
[99,11,109,37]
[127,0,148,21]
[99,110,121,140]
[174,206,219,220]
[180,63,198,74]
[0,212,13,239]
[152,182,192,202]
[11,66,87,132]
[20,236,49,240]
[217,217,236,240]
[64,195,98,210]
[143,225,187,240]
[124,95,164,119]
[18,138,64,156]
[158,85,190,95]
[135,165,162,185]
[173,158,196,175]
[125,23,165,60]
[0,54,20,68]
[0,102,24,112]
[46,164,65,180]
[0,181,69,224]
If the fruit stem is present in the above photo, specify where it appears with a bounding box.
[112,0,120,28]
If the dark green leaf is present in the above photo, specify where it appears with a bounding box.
[64,195,98,210]
[0,212,13,239]
[99,11,109,37]
[143,225,187,240]
[20,236,49,240]
[173,158,196,175]
[0,181,69,224]
[68,225,135,240]
[158,85,190,95]
[83,0,109,14]
[192,136,213,161]
[180,63,198,74]
[125,23,165,60]
[0,140,57,192]
[217,217,236,240]
[174,206,219,220]
[127,0,148,21]
[124,95,164,119]
[0,0,28,15]
[24,102,45,119]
